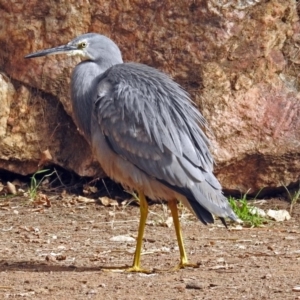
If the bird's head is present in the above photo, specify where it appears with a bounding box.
[25,33,123,63]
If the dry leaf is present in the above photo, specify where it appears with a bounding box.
[99,196,118,207]
[77,196,96,204]
[121,199,129,206]
[109,199,119,206]
[34,193,52,207]
[99,196,111,206]
[83,185,98,195]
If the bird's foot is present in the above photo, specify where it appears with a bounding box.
[126,265,153,274]
[153,261,200,273]
[102,265,153,274]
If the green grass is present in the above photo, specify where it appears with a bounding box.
[228,194,267,227]
[28,169,55,201]
[283,184,300,215]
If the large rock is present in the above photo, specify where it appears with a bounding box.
[0,0,299,193]
[0,73,101,176]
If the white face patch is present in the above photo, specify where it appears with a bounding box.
[67,50,89,58]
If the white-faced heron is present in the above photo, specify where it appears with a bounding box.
[25,33,238,273]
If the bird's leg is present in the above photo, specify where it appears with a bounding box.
[101,191,151,273]
[126,191,151,273]
[168,199,199,270]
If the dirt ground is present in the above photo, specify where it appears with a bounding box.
[0,193,300,300]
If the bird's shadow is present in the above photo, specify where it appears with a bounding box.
[0,260,128,273]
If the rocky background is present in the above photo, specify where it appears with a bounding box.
[0,0,299,194]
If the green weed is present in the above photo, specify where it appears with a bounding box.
[283,184,300,215]
[228,194,267,227]
[28,169,55,201]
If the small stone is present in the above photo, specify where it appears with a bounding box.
[175,284,185,292]
[45,255,56,262]
[160,246,170,253]
[233,225,243,230]
[7,181,17,195]
[163,216,173,228]
[237,245,246,249]
[109,235,135,242]
[57,245,66,250]
[293,286,300,292]
[261,273,272,279]
[86,289,97,295]
[249,207,266,217]
[185,281,204,290]
[267,209,291,222]
[56,255,66,261]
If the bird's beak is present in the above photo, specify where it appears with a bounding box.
[25,44,77,59]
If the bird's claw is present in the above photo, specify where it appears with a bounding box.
[125,266,153,274]
[101,265,153,274]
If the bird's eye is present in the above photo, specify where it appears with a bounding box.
[78,42,87,49]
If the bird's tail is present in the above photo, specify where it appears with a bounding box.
[186,177,239,226]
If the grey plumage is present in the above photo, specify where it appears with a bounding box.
[25,33,238,226]
[93,62,236,224]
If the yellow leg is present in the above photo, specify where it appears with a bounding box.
[126,191,151,273]
[168,199,198,270]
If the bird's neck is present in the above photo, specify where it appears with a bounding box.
[71,61,103,140]
[71,54,122,141]
[97,54,123,73]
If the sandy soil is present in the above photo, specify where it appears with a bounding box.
[0,194,300,300]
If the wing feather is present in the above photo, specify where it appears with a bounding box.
[94,63,237,222]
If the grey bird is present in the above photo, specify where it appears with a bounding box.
[25,33,238,272]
